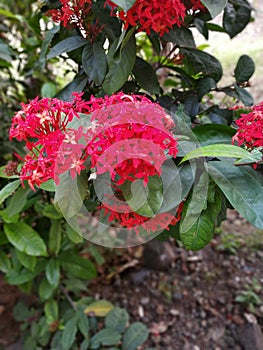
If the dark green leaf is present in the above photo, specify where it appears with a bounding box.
[180,172,209,233]
[193,124,236,146]
[16,250,36,271]
[0,251,11,273]
[77,311,90,338]
[45,259,60,286]
[61,318,78,350]
[43,204,63,219]
[56,74,88,101]
[163,26,195,48]
[234,84,254,106]
[182,48,223,82]
[4,222,47,256]
[105,307,129,333]
[39,277,55,301]
[196,77,216,99]
[201,0,227,18]
[234,55,255,83]
[82,42,107,85]
[122,322,149,350]
[47,36,87,59]
[90,328,121,349]
[4,186,31,218]
[45,299,59,325]
[0,180,20,205]
[205,160,263,229]
[58,251,97,280]
[132,57,160,94]
[38,25,60,70]
[103,34,136,94]
[223,3,251,38]
[48,220,62,256]
[65,223,83,244]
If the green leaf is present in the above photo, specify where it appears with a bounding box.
[90,328,121,349]
[61,318,78,350]
[233,84,254,106]
[180,172,209,233]
[201,0,227,18]
[43,204,63,219]
[196,77,216,99]
[47,36,87,59]
[223,3,251,38]
[16,250,36,271]
[105,307,129,333]
[121,175,163,217]
[38,25,60,70]
[45,299,59,325]
[77,311,90,338]
[39,179,55,192]
[132,57,160,94]
[234,55,255,83]
[182,47,223,82]
[41,82,56,98]
[84,300,114,317]
[5,269,35,285]
[45,259,60,286]
[65,223,83,244]
[4,186,31,218]
[56,74,88,101]
[180,144,257,164]
[0,180,20,205]
[0,251,11,273]
[110,0,136,12]
[193,124,236,146]
[4,222,47,256]
[58,251,97,280]
[163,26,196,48]
[48,220,62,256]
[122,322,149,350]
[82,42,107,85]
[39,277,55,301]
[103,34,136,94]
[205,160,263,229]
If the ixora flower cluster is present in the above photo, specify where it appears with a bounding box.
[48,0,206,37]
[9,92,183,233]
[233,101,263,149]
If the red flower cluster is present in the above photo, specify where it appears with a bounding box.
[233,101,263,149]
[48,0,103,41]
[106,0,206,36]
[9,93,91,190]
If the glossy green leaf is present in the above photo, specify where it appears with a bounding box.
[47,36,87,59]
[182,47,223,82]
[48,220,62,256]
[180,172,209,233]
[234,55,255,83]
[43,204,63,219]
[103,34,136,94]
[193,124,236,146]
[110,0,136,12]
[39,277,55,301]
[61,318,78,350]
[121,175,163,217]
[58,251,97,280]
[180,144,258,164]
[223,3,251,38]
[105,307,129,333]
[4,186,31,218]
[45,259,60,286]
[4,222,47,256]
[163,26,196,48]
[0,180,20,205]
[132,57,160,94]
[122,322,149,350]
[205,160,263,229]
[44,299,59,325]
[16,250,36,271]
[201,0,227,18]
[65,223,83,244]
[233,84,254,106]
[0,251,11,273]
[56,74,88,101]
[39,179,55,192]
[77,311,90,338]
[90,328,121,349]
[82,42,107,85]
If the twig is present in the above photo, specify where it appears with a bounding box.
[60,285,77,311]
